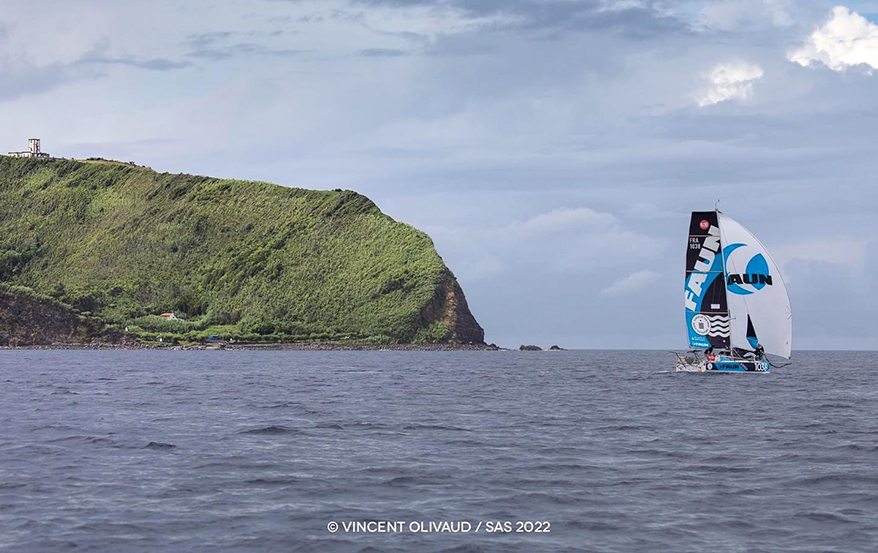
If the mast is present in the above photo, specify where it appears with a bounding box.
[716,208,732,352]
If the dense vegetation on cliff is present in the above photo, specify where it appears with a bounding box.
[0,157,483,344]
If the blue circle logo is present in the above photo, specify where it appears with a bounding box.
[724,243,771,296]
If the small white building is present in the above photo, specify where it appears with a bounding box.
[7,138,51,159]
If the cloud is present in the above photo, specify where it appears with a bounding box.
[517,206,616,234]
[1,53,189,102]
[773,237,869,275]
[789,6,878,72]
[621,202,678,220]
[0,62,73,101]
[184,32,306,60]
[783,251,878,348]
[599,270,660,297]
[699,0,792,31]
[352,0,688,38]
[695,61,764,107]
[76,56,192,71]
[426,206,668,283]
[359,48,410,57]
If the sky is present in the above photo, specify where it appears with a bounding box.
[1,0,877,350]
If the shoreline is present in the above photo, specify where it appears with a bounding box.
[0,342,501,351]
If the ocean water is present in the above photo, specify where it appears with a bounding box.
[1,350,877,552]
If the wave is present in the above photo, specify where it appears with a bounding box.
[239,425,301,435]
[144,441,176,450]
[402,424,471,432]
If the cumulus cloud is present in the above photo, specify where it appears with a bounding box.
[790,6,878,72]
[599,270,660,297]
[695,61,764,107]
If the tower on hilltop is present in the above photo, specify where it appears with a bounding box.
[6,138,51,159]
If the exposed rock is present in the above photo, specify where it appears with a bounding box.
[519,344,542,351]
[418,268,484,344]
[0,284,136,347]
[549,345,566,351]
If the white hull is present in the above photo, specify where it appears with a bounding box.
[674,352,769,373]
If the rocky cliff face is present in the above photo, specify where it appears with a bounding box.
[440,269,484,344]
[418,268,484,344]
[0,285,133,347]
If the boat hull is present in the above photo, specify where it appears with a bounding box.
[675,353,769,373]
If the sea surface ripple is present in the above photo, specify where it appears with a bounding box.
[1,350,877,552]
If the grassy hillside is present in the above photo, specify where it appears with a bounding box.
[0,157,483,344]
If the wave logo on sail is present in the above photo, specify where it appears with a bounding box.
[723,243,772,295]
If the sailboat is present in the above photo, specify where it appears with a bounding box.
[676,210,792,373]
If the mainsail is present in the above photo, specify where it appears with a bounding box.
[684,212,730,350]
[683,211,792,359]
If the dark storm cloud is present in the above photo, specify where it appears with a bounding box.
[267,0,689,38]
[354,0,690,38]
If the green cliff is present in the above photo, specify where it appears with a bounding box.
[0,157,484,345]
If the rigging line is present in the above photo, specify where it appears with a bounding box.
[767,358,792,369]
